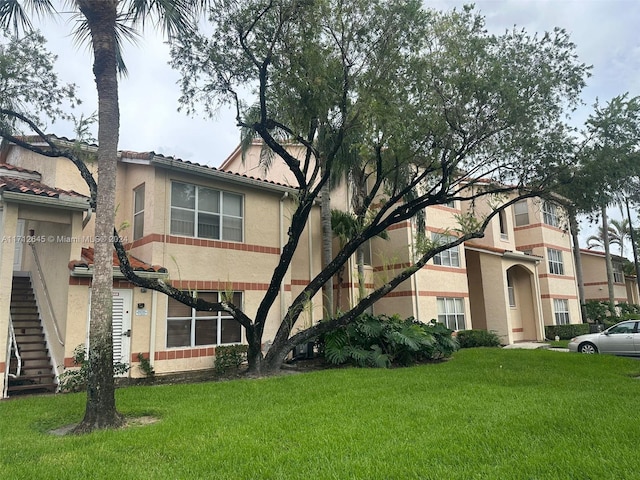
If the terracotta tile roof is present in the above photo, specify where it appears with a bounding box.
[69,246,166,273]
[10,134,294,190]
[0,176,87,199]
[0,163,40,175]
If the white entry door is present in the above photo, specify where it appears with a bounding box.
[112,289,132,374]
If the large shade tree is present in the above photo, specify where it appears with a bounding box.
[4,1,589,379]
[0,0,202,432]
[163,0,587,373]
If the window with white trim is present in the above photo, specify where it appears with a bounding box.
[432,233,460,267]
[542,201,559,227]
[553,298,570,325]
[133,184,145,241]
[437,297,466,330]
[514,200,529,226]
[170,181,243,241]
[547,248,564,275]
[507,272,516,307]
[613,263,624,283]
[166,291,242,347]
[499,209,508,240]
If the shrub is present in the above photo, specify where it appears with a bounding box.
[322,314,458,368]
[585,300,610,323]
[457,329,501,348]
[137,352,155,378]
[544,324,590,340]
[214,344,248,374]
[58,344,129,393]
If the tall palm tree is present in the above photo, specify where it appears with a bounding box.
[586,217,630,257]
[1,0,200,432]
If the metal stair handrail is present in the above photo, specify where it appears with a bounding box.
[28,242,64,346]
[9,317,22,377]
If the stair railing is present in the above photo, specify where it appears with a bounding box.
[9,317,22,377]
[28,242,64,346]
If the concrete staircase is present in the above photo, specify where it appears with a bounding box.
[7,276,56,395]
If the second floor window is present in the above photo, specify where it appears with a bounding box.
[170,181,243,241]
[548,248,564,275]
[542,201,559,227]
[133,184,145,241]
[514,200,529,226]
[614,263,624,283]
[432,233,460,267]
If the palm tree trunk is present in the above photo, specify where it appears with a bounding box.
[74,0,124,433]
[601,205,616,315]
[625,198,640,301]
[568,206,587,323]
[321,179,334,318]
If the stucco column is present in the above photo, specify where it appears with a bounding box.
[0,203,19,398]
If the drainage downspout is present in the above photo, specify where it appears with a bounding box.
[82,207,92,229]
[410,224,421,321]
[149,290,158,371]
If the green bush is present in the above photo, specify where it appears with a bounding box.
[58,344,129,393]
[585,300,609,323]
[322,314,458,368]
[457,329,501,348]
[544,324,590,340]
[214,344,248,374]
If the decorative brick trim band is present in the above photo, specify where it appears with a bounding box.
[584,281,625,286]
[0,362,5,373]
[514,223,564,234]
[386,221,412,232]
[155,347,215,361]
[512,328,524,333]
[539,274,576,280]
[171,280,270,291]
[127,233,280,255]
[540,294,578,300]
[518,243,572,252]
[384,290,469,298]
[69,277,134,287]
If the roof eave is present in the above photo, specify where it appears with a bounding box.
[150,156,297,194]
[1,191,90,211]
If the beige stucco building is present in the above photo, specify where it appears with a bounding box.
[1,137,636,398]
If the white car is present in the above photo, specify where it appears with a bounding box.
[568,320,640,355]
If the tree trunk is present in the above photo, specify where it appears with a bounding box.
[601,205,616,314]
[356,244,366,302]
[321,179,334,318]
[74,0,123,433]
[625,198,640,300]
[568,207,587,322]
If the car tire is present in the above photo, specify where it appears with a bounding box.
[578,342,598,354]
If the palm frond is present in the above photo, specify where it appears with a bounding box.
[0,0,55,34]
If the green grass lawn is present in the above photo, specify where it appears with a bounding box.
[1,349,639,479]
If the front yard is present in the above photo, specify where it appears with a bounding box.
[1,348,638,479]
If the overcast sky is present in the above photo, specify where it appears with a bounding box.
[35,0,640,167]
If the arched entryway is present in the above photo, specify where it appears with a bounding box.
[506,265,538,341]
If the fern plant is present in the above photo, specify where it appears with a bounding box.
[323,314,458,368]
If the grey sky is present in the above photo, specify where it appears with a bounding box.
[35,0,639,166]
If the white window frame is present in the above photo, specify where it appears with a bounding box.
[613,263,624,283]
[166,291,243,348]
[507,272,516,307]
[553,298,570,325]
[542,201,559,228]
[547,248,564,275]
[498,209,508,240]
[170,181,244,242]
[133,184,145,241]
[514,200,529,226]
[432,233,460,268]
[437,297,466,330]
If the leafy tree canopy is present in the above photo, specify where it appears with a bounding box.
[0,30,78,131]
